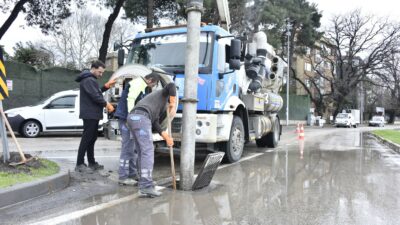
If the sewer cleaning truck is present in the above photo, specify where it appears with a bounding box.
[105,2,286,163]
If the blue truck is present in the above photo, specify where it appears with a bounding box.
[107,24,286,163]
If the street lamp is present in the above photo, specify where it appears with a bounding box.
[286,19,292,126]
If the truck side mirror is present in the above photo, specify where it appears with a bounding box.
[229,39,241,70]
[229,59,241,70]
[118,48,125,66]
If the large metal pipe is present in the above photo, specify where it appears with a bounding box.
[180,0,203,191]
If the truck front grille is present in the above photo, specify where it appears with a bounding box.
[172,118,182,133]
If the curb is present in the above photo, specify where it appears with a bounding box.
[370,132,400,154]
[0,162,70,209]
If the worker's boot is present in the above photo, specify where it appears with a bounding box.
[118,178,137,186]
[89,162,104,170]
[138,187,162,198]
[75,164,94,174]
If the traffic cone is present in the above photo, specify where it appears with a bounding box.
[295,123,300,133]
[298,124,305,140]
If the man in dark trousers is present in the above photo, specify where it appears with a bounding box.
[127,83,176,197]
[75,60,115,173]
[115,73,160,186]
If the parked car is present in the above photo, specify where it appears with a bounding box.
[5,90,107,137]
[368,116,385,127]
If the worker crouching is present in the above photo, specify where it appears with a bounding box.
[127,83,176,198]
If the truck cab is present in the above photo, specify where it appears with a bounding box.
[109,24,285,162]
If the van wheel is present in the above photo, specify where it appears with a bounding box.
[220,116,244,163]
[21,120,41,138]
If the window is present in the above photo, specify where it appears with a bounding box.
[305,79,311,88]
[306,47,311,55]
[47,96,76,109]
[305,62,312,71]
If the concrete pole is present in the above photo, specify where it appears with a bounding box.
[360,80,364,124]
[286,20,292,126]
[180,0,203,191]
[0,101,9,162]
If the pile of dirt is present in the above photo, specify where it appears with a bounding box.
[0,152,43,175]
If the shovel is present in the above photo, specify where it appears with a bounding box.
[166,110,177,190]
[0,109,32,166]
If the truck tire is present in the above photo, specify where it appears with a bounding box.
[221,116,245,163]
[256,117,280,148]
[21,120,41,138]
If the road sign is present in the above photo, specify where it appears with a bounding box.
[0,48,9,100]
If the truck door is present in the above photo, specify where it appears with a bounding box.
[43,95,80,130]
[212,37,237,110]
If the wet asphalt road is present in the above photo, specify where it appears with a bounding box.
[1,125,400,224]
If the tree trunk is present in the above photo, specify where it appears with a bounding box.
[0,0,30,40]
[146,0,154,28]
[98,0,125,63]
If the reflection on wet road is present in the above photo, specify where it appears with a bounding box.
[61,129,400,224]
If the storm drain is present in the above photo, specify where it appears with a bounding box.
[192,152,225,190]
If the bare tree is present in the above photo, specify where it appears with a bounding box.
[374,50,400,123]
[41,9,138,70]
[298,10,400,117]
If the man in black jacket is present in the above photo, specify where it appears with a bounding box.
[75,60,115,173]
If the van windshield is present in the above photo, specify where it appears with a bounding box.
[372,116,383,121]
[127,32,213,70]
[336,113,347,118]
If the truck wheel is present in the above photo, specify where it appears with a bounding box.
[256,118,280,148]
[21,120,41,138]
[221,116,244,163]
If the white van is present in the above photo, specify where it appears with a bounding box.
[334,113,357,128]
[5,90,107,137]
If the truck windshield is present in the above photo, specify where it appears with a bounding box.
[127,32,213,70]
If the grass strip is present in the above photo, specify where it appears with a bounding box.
[0,159,59,188]
[372,129,400,145]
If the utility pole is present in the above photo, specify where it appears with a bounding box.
[180,0,203,191]
[286,19,292,126]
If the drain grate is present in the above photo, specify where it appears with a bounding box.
[192,152,225,190]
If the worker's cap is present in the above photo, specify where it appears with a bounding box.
[162,83,176,97]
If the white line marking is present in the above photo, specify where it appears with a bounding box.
[30,187,166,225]
[214,153,263,169]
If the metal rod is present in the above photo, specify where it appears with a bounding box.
[286,20,291,126]
[167,109,177,190]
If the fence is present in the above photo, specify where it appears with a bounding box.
[278,94,311,121]
[2,61,112,110]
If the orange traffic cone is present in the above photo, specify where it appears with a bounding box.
[295,123,300,133]
[298,124,305,140]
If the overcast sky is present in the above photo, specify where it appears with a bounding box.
[308,0,400,26]
[1,1,399,54]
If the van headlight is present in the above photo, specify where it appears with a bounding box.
[6,112,19,117]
